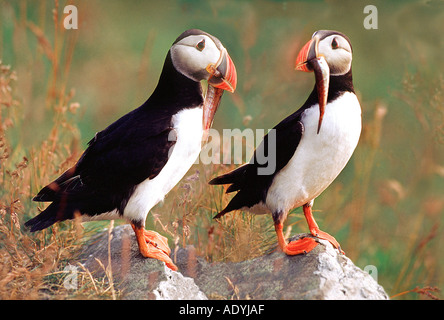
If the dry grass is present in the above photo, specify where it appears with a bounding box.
[0,1,117,299]
[0,1,275,299]
[0,1,442,300]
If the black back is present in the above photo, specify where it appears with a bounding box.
[26,48,204,231]
[211,70,354,218]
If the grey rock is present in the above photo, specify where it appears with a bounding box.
[80,224,206,300]
[79,225,389,300]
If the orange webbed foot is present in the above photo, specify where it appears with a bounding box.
[132,224,178,271]
[283,236,319,255]
[310,228,345,254]
[142,229,171,256]
[303,203,345,254]
[275,223,319,256]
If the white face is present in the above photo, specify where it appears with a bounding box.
[170,35,223,82]
[317,34,352,75]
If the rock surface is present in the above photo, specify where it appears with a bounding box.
[79,225,389,300]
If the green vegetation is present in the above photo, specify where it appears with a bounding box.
[0,0,442,299]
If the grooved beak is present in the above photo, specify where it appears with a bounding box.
[295,38,315,72]
[295,35,329,134]
[207,48,237,93]
[203,48,237,142]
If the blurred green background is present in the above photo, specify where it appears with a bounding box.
[1,0,443,298]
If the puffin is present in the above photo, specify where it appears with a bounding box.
[209,30,361,255]
[25,29,237,271]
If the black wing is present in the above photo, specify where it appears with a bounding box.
[33,105,176,208]
[210,111,305,218]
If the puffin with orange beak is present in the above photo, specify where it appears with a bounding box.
[26,29,236,271]
[210,30,361,256]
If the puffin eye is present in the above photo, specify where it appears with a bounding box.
[196,39,205,51]
[331,38,339,49]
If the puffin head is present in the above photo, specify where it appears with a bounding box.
[170,29,237,139]
[296,30,352,75]
[295,30,353,134]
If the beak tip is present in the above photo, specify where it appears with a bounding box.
[295,38,314,73]
[295,63,306,72]
[207,51,237,93]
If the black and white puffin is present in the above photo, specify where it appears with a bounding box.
[26,29,237,271]
[209,30,360,255]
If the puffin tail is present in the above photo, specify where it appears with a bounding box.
[25,201,72,232]
[213,191,249,219]
[210,165,254,219]
[213,208,230,220]
[209,164,250,193]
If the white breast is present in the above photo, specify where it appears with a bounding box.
[86,108,204,224]
[266,92,361,215]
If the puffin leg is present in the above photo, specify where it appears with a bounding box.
[302,203,345,254]
[274,223,319,255]
[131,224,178,271]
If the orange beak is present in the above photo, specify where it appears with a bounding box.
[295,35,330,134]
[207,48,237,93]
[202,48,237,141]
[295,38,315,72]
